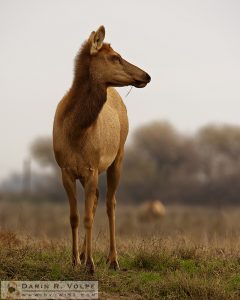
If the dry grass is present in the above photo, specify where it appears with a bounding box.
[0,199,240,299]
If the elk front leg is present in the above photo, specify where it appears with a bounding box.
[62,169,80,266]
[83,171,98,274]
[106,150,123,270]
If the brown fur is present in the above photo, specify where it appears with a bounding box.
[57,42,107,139]
[53,25,150,273]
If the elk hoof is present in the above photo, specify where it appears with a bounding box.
[85,258,95,275]
[109,260,119,270]
[72,256,81,267]
[80,252,86,264]
[106,257,119,270]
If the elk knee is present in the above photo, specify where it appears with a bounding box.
[84,215,93,229]
[106,199,116,216]
[70,214,79,228]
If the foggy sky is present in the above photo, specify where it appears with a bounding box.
[0,0,240,180]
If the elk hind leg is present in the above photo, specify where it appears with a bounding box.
[106,150,123,269]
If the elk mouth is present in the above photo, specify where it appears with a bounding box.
[132,73,151,88]
[132,80,148,88]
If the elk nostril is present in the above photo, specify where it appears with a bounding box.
[145,73,151,82]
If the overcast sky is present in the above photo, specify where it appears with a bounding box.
[0,0,240,180]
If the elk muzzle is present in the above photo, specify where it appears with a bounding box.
[122,59,151,88]
[133,72,151,88]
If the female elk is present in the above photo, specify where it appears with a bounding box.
[53,26,150,273]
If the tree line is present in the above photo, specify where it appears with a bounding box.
[29,121,240,205]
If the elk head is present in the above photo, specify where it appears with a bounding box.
[87,26,151,88]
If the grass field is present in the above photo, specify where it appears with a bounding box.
[0,199,240,299]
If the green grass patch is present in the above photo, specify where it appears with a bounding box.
[0,243,240,299]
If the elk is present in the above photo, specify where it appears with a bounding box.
[138,200,166,222]
[53,25,151,273]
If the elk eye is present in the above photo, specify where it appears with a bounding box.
[111,55,121,63]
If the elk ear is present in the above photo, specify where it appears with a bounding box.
[89,25,105,55]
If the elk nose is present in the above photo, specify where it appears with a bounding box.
[145,73,151,82]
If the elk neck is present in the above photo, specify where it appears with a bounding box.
[64,42,107,140]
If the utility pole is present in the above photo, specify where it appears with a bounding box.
[22,158,31,196]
